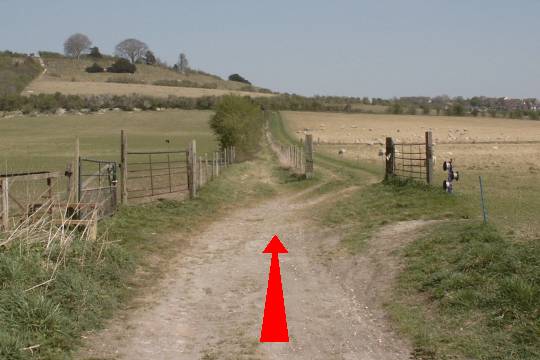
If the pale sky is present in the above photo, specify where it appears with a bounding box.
[1,0,538,99]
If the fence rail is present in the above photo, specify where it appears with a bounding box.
[1,130,237,235]
[385,131,434,184]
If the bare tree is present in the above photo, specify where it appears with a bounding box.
[177,53,189,73]
[115,39,149,64]
[64,33,92,59]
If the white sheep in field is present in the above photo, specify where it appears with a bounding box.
[338,148,346,156]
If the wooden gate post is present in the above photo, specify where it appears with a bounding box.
[212,151,216,180]
[120,130,128,205]
[1,178,9,231]
[65,163,73,198]
[289,146,292,165]
[216,151,220,177]
[73,137,80,202]
[305,134,314,179]
[187,140,197,198]
[425,131,434,185]
[198,156,203,188]
[385,137,395,181]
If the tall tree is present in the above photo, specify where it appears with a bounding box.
[64,33,92,59]
[115,39,149,64]
[177,53,189,73]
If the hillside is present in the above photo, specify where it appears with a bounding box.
[22,55,274,98]
[0,52,42,95]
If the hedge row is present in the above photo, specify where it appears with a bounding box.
[0,93,363,114]
[0,93,219,113]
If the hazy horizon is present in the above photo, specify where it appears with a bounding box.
[1,0,538,99]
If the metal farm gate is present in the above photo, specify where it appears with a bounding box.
[385,131,434,184]
[78,158,118,217]
[125,150,189,201]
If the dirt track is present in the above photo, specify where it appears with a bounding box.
[77,182,430,359]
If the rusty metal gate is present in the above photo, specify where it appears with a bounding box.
[78,158,118,217]
[126,150,189,200]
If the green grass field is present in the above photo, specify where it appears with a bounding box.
[0,109,218,175]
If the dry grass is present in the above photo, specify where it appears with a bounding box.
[23,57,274,99]
[23,80,275,99]
[39,57,242,89]
[282,111,540,144]
[281,111,540,239]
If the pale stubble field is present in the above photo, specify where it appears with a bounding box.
[282,111,540,239]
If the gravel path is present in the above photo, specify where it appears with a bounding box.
[77,184,429,359]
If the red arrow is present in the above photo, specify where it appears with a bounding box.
[260,234,289,342]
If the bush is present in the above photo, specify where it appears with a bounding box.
[107,58,136,74]
[85,63,104,73]
[228,73,251,85]
[209,95,263,158]
[88,47,102,58]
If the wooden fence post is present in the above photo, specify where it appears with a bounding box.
[425,131,433,185]
[205,153,208,184]
[1,178,9,231]
[65,163,73,198]
[289,146,292,165]
[216,151,220,177]
[120,130,128,205]
[224,148,228,166]
[212,151,216,180]
[305,134,314,179]
[73,137,80,203]
[198,156,203,187]
[188,140,197,199]
[385,137,395,180]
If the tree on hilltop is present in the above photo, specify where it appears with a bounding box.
[176,53,189,73]
[115,38,149,64]
[64,33,92,59]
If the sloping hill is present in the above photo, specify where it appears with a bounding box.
[23,55,273,98]
[0,52,42,95]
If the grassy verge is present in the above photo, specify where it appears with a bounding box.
[274,110,539,359]
[389,222,539,360]
[0,158,276,359]
[318,179,469,253]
